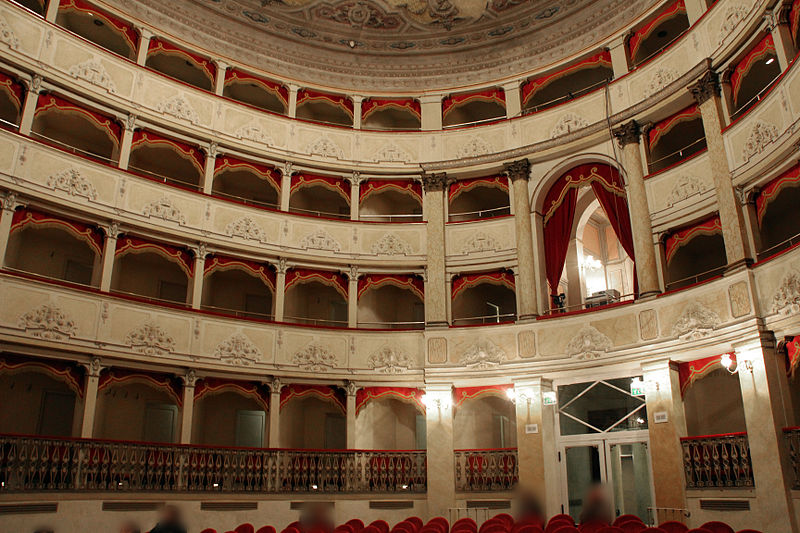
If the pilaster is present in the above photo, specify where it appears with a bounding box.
[280,162,292,212]
[346,381,358,449]
[420,95,443,131]
[424,384,455,516]
[189,243,207,309]
[288,85,299,119]
[422,173,449,327]
[770,5,797,71]
[80,357,104,438]
[136,27,153,66]
[213,60,228,96]
[683,0,707,24]
[274,258,287,321]
[180,370,198,444]
[608,35,630,79]
[98,221,120,292]
[350,171,361,221]
[501,81,522,119]
[347,265,359,328]
[202,143,218,195]
[117,115,136,170]
[505,159,539,319]
[0,192,20,266]
[19,75,42,136]
[45,0,60,22]
[352,96,363,129]
[269,377,282,448]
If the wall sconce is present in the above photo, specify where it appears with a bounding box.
[422,392,452,411]
[721,352,752,374]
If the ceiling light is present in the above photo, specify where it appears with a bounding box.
[348,40,356,49]
[765,58,775,65]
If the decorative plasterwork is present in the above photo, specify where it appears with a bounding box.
[565,326,612,359]
[742,121,779,161]
[645,68,679,97]
[368,345,414,373]
[461,231,499,253]
[300,228,341,252]
[68,59,117,93]
[0,16,19,50]
[371,233,413,255]
[638,309,658,341]
[459,339,506,369]
[17,304,76,340]
[550,113,589,138]
[374,142,412,163]
[124,321,175,355]
[292,341,338,371]
[226,217,266,241]
[142,197,186,224]
[667,176,705,207]
[717,5,749,45]
[213,332,261,366]
[517,330,536,358]
[427,337,447,364]
[156,95,200,124]
[306,137,344,159]
[457,137,492,159]
[45,168,97,200]
[771,270,800,316]
[671,301,721,340]
[728,281,751,318]
[234,122,275,145]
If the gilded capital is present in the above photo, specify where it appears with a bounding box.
[503,159,531,181]
[689,70,720,105]
[421,172,448,192]
[612,120,641,147]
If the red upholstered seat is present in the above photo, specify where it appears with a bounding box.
[657,523,687,533]
[494,515,514,530]
[700,524,734,533]
[549,516,575,526]
[369,521,390,533]
[257,527,277,533]
[546,522,574,533]
[362,525,381,533]
[619,523,645,533]
[553,527,580,533]
[452,518,477,533]
[513,518,545,533]
[200,529,217,533]
[392,523,415,533]
[641,529,666,533]
[347,520,365,533]
[735,530,762,533]
[405,518,423,532]
[236,525,255,533]
[686,529,712,533]
[282,527,301,533]
[514,525,544,533]
[613,517,642,527]
[482,525,508,533]
[427,517,449,533]
[337,526,355,533]
[598,528,624,533]
[579,521,608,533]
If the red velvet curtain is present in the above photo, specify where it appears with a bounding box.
[543,187,578,297]
[589,180,638,294]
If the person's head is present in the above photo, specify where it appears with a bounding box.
[159,505,182,525]
[33,527,54,533]
[119,520,141,533]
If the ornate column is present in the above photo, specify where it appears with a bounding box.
[505,159,539,319]
[422,173,449,327]
[608,36,630,79]
[640,360,687,521]
[19,75,42,136]
[424,384,455,516]
[419,95,443,131]
[189,243,207,309]
[202,142,218,194]
[98,221,120,292]
[279,162,292,212]
[180,370,198,444]
[213,60,228,96]
[350,171,361,221]
[689,70,753,268]
[268,377,282,448]
[0,192,19,266]
[770,4,797,70]
[274,258,287,321]
[501,81,522,119]
[288,85,300,118]
[80,357,104,438]
[352,96,363,129]
[347,265,359,328]
[117,115,136,170]
[612,120,661,297]
[136,27,153,66]
[346,381,358,449]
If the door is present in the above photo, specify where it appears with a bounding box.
[142,403,177,443]
[607,441,653,520]
[324,414,346,449]
[38,390,76,437]
[561,443,606,521]
[235,409,265,448]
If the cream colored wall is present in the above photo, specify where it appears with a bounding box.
[93,382,178,442]
[453,397,516,449]
[354,398,420,450]
[280,397,346,449]
[192,390,267,446]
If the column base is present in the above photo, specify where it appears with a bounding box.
[724,258,754,275]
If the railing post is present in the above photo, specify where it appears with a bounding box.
[180,370,197,445]
[98,221,120,291]
[188,243,207,309]
[269,377,282,449]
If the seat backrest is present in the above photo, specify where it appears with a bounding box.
[735,530,762,533]
[619,523,645,533]
[657,522,687,533]
[257,527,277,533]
[640,529,666,533]
[200,529,217,533]
[370,521,390,533]
[552,527,580,533]
[236,525,256,533]
[613,517,643,527]
[579,521,608,533]
[514,525,544,533]
[452,518,477,533]
[700,524,734,533]
[546,521,574,533]
[494,515,514,530]
[549,516,575,527]
[427,517,449,532]
[597,528,624,533]
[392,523,415,533]
[406,518,424,532]
[347,520,365,533]
[686,529,712,533]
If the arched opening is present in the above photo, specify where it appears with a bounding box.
[192,387,268,447]
[280,393,346,449]
[451,271,516,325]
[32,94,120,163]
[729,34,782,119]
[284,277,348,327]
[212,156,281,209]
[664,215,726,291]
[522,52,612,114]
[357,275,424,329]
[296,90,353,127]
[111,237,191,304]
[223,70,287,115]
[362,99,421,131]
[94,377,180,443]
[683,365,747,437]
[145,39,214,92]
[128,131,204,190]
[201,257,274,319]
[755,164,800,258]
[11,0,45,16]
[0,72,23,128]
[443,89,505,128]
[56,1,137,59]
[646,105,707,173]
[289,174,350,218]
[0,366,79,437]
[355,395,424,450]
[448,176,510,222]
[359,180,423,222]
[454,394,516,449]
[628,1,690,67]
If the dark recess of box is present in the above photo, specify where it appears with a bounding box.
[0,503,58,515]
[699,499,750,511]
[201,502,259,511]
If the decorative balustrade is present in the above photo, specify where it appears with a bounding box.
[681,433,754,489]
[0,435,426,494]
[454,448,518,492]
[783,427,800,490]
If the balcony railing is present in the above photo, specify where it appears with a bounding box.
[681,433,754,489]
[454,448,518,492]
[783,427,800,489]
[0,434,426,494]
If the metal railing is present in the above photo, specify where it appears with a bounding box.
[288,205,351,220]
[665,265,726,292]
[29,130,119,166]
[729,71,783,122]
[200,304,274,321]
[448,205,511,223]
[283,315,348,327]
[681,433,754,489]
[757,232,800,262]
[647,137,707,173]
[545,293,635,315]
[359,213,424,223]
[211,189,280,210]
[0,434,427,494]
[451,313,516,326]
[521,78,610,116]
[357,320,425,330]
[784,427,800,489]
[454,448,518,492]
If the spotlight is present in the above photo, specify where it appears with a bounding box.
[766,58,775,65]
[348,40,356,49]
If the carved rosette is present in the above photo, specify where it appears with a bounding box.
[125,321,175,355]
[292,342,338,371]
[565,326,613,359]
[612,120,640,147]
[771,271,800,316]
[671,301,721,340]
[18,304,77,340]
[214,332,261,366]
[46,168,98,200]
[459,339,506,369]
[368,346,414,373]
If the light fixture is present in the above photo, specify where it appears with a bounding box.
[401,484,409,490]
[348,40,357,49]
[505,388,530,404]
[766,58,775,65]
[721,352,752,374]
[635,416,645,424]
[421,392,452,411]
[311,484,319,490]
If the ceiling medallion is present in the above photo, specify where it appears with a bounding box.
[315,1,403,30]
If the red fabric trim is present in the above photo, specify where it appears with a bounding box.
[0,354,85,398]
[11,208,104,256]
[756,163,800,224]
[448,175,509,202]
[115,235,194,276]
[647,104,701,147]
[452,271,515,299]
[58,0,138,53]
[98,368,183,405]
[442,88,505,120]
[194,377,270,411]
[522,51,611,106]
[678,353,733,397]
[147,39,216,84]
[357,274,423,301]
[792,0,800,46]
[279,384,345,413]
[731,34,776,104]
[0,71,23,110]
[664,215,722,264]
[542,164,626,224]
[204,254,275,291]
[296,89,353,117]
[290,172,350,203]
[355,387,425,414]
[285,268,348,299]
[131,130,205,175]
[35,93,121,145]
[628,0,687,60]
[359,179,422,204]
[224,68,288,106]
[214,154,280,192]
[453,385,512,407]
[785,336,800,377]
[361,98,421,121]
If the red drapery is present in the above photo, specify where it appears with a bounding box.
[296,89,354,117]
[678,354,733,397]
[442,88,505,120]
[359,179,422,204]
[785,336,800,376]
[115,235,194,276]
[98,368,183,405]
[647,104,701,148]
[35,93,121,145]
[290,172,350,203]
[214,154,281,192]
[355,387,425,414]
[285,268,348,299]
[452,271,515,299]
[194,377,270,411]
[361,98,421,120]
[11,208,104,256]
[0,71,23,110]
[755,163,800,224]
[791,0,800,45]
[453,385,512,407]
[448,175,509,202]
[730,34,776,105]
[204,254,275,291]
[627,0,687,60]
[0,354,85,397]
[357,274,423,300]
[664,215,722,264]
[224,68,288,107]
[147,39,216,85]
[522,51,612,107]
[280,384,345,413]
[131,130,205,175]
[59,0,138,53]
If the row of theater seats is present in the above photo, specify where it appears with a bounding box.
[198,513,762,533]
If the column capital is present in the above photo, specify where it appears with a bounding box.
[182,369,199,387]
[345,265,360,280]
[287,84,301,93]
[689,70,721,105]
[421,172,449,192]
[273,257,289,275]
[190,242,209,259]
[503,158,531,181]
[270,376,284,393]
[26,74,43,95]
[100,220,122,238]
[1,191,20,212]
[612,120,641,147]
[136,26,154,40]
[84,356,105,378]
[345,380,359,397]
[282,161,293,177]
[349,170,363,185]
[124,114,137,132]
[205,141,219,158]
[351,95,364,104]
[213,58,229,71]
[776,2,792,25]
[418,94,443,105]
